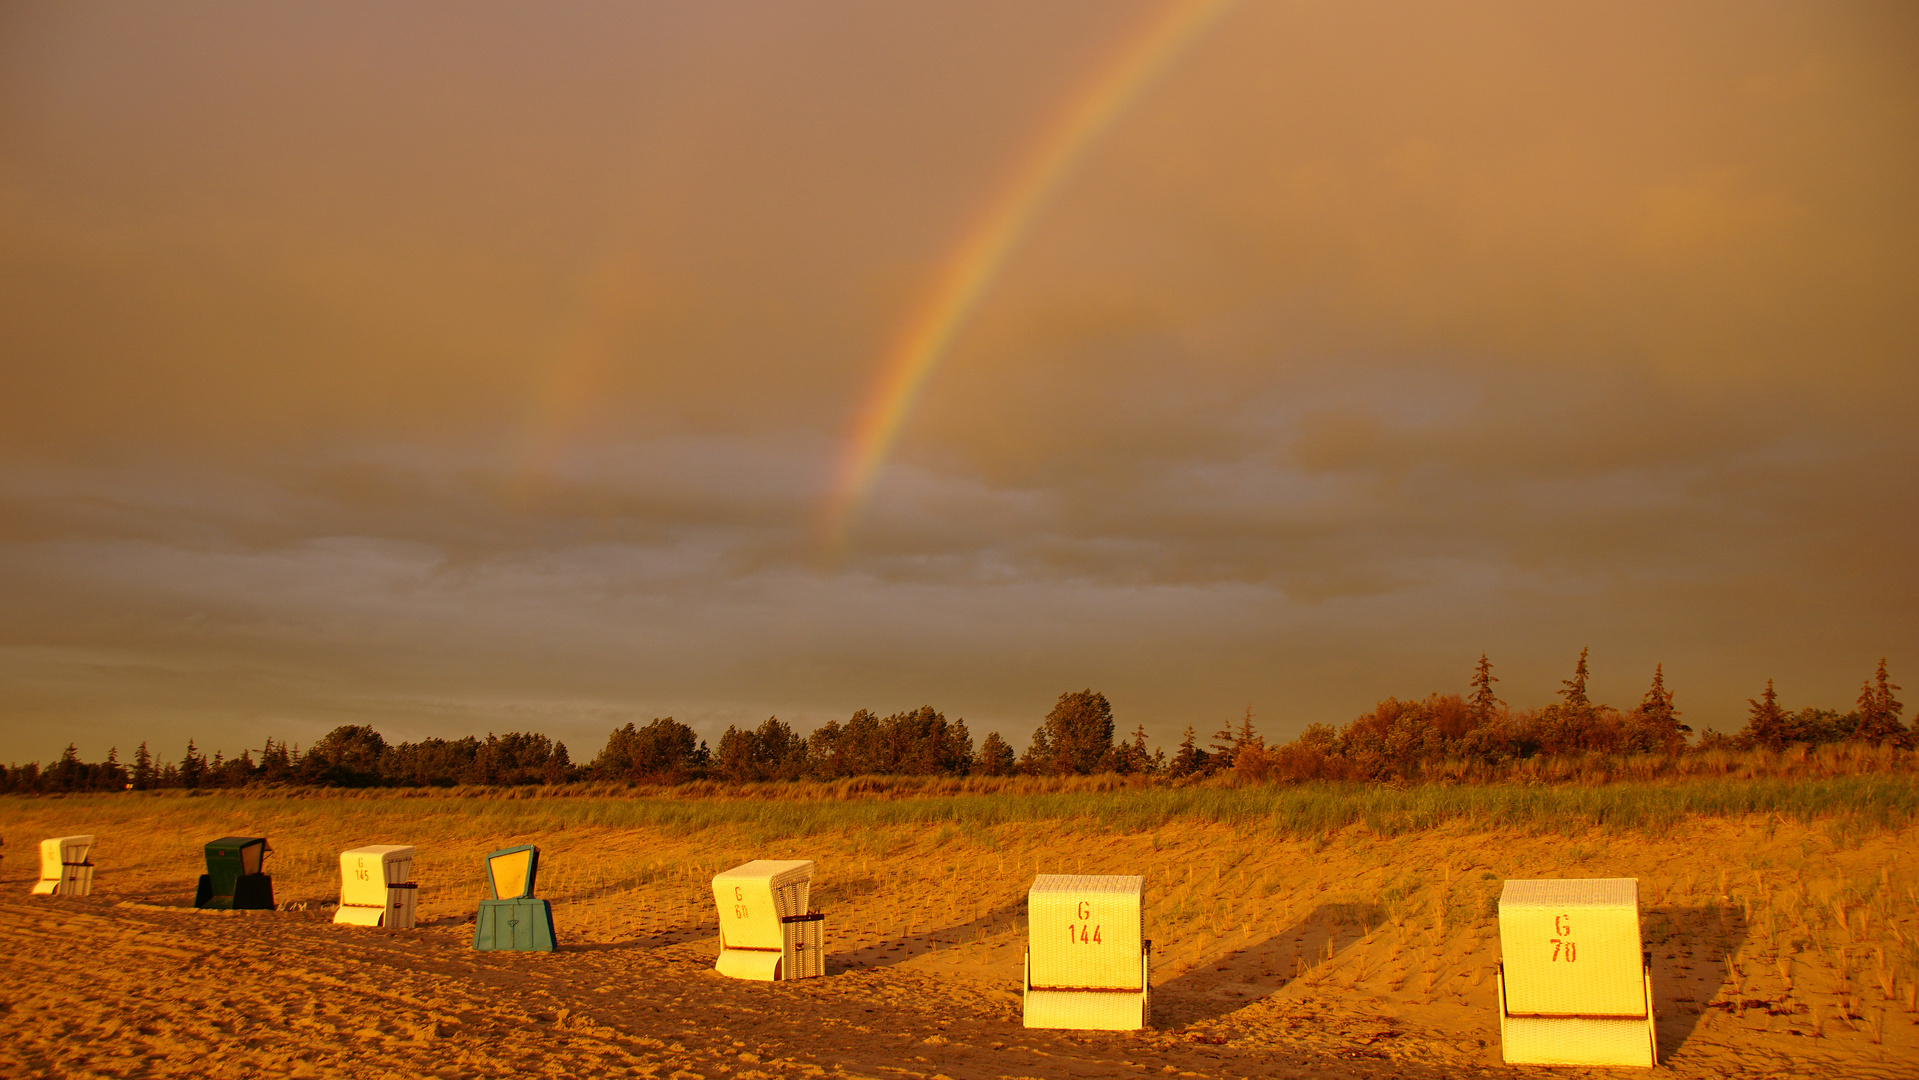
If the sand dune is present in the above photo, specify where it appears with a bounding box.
[2,795,1914,1078]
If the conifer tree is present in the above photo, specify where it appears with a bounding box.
[1235,706,1259,750]
[1468,653,1503,723]
[50,744,81,791]
[179,740,206,789]
[1112,724,1157,774]
[1742,679,1790,751]
[132,742,153,790]
[1558,647,1592,711]
[1853,657,1908,746]
[1168,725,1207,777]
[1208,716,1240,773]
[1629,663,1687,753]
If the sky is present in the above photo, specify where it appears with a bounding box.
[2,1,1916,765]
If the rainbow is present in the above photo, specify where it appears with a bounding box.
[818,0,1237,553]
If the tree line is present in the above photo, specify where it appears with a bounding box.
[1,655,1906,793]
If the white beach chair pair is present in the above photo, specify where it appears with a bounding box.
[333,845,419,929]
[1017,872,1654,1058]
[31,835,95,897]
[703,861,1153,1027]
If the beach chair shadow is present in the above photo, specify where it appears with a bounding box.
[1153,901,1386,1027]
[832,899,1027,972]
[1650,903,1750,1058]
[565,938,686,953]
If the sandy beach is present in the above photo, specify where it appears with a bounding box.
[3,794,1914,1079]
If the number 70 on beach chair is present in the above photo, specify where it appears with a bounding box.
[1497,878,1656,1068]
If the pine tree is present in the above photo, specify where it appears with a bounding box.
[180,739,206,789]
[132,742,153,790]
[1742,679,1791,751]
[1853,657,1908,746]
[51,743,82,791]
[1628,663,1687,753]
[1208,717,1240,773]
[1558,647,1592,711]
[1113,723,1156,774]
[1168,725,1207,777]
[1468,653,1504,723]
[1235,706,1259,750]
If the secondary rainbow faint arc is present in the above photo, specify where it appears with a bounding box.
[819,0,1237,553]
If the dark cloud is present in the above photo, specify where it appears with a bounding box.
[1,2,1915,761]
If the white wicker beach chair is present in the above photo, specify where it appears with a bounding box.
[711,859,823,981]
[1497,878,1656,1068]
[1023,874,1150,1030]
[334,845,419,928]
[31,835,95,897]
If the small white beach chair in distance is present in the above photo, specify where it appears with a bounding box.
[334,845,419,928]
[1023,874,1150,1030]
[712,859,824,981]
[1497,877,1656,1068]
[31,835,95,897]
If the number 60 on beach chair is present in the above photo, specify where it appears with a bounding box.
[712,859,824,981]
[1023,874,1151,1030]
[1497,878,1656,1068]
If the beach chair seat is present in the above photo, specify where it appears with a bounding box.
[334,845,420,929]
[472,844,556,951]
[31,835,95,897]
[1023,874,1150,1030]
[194,837,275,910]
[1497,877,1656,1068]
[712,860,823,981]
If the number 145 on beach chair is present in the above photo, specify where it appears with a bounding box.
[334,845,419,929]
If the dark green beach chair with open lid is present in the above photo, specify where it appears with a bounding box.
[194,836,275,910]
[472,843,556,952]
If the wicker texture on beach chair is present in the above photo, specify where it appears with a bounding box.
[1023,874,1149,1030]
[713,860,822,981]
[1497,877,1655,1068]
[31,835,95,897]
[335,845,418,929]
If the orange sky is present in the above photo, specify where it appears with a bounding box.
[2,1,1915,763]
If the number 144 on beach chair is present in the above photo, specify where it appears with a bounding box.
[1024,874,1151,1030]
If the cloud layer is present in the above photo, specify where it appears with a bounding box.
[3,1,1915,761]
